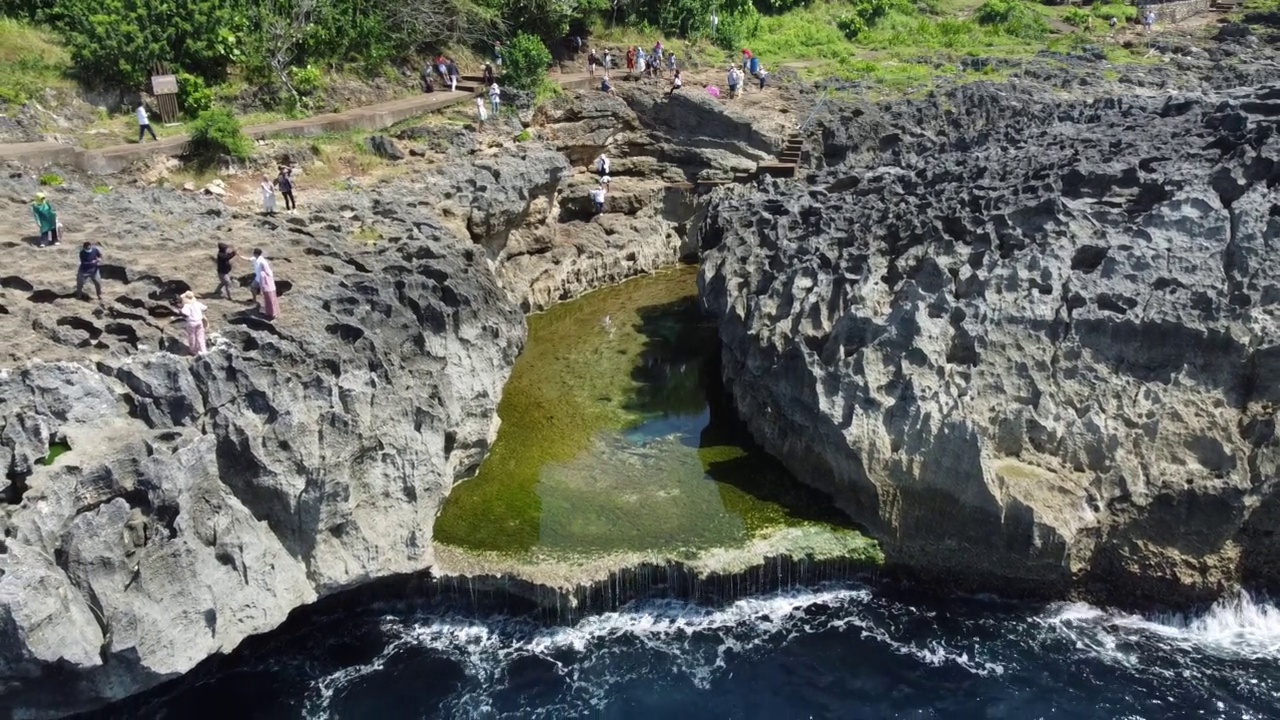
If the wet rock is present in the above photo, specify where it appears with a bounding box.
[700,82,1280,607]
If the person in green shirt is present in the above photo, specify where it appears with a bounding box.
[32,192,58,247]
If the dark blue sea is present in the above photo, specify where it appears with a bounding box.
[90,583,1280,720]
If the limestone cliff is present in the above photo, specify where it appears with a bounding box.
[0,183,524,716]
[700,83,1280,605]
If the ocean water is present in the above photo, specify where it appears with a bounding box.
[93,584,1280,720]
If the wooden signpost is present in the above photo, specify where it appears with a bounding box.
[150,62,181,125]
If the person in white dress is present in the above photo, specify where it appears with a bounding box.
[260,174,277,215]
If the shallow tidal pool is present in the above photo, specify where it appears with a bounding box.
[433,265,878,575]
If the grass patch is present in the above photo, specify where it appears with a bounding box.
[39,173,63,187]
[0,18,73,108]
[92,183,111,194]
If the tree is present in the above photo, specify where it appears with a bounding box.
[40,0,248,87]
[250,0,327,104]
[502,32,551,91]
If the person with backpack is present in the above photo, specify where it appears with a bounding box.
[31,192,58,247]
[595,153,610,178]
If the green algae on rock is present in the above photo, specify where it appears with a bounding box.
[434,265,880,579]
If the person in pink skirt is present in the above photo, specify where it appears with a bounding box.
[179,291,209,355]
[252,248,279,320]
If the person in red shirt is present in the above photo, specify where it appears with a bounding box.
[627,46,636,73]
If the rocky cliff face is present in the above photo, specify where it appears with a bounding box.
[700,82,1280,605]
[0,181,524,716]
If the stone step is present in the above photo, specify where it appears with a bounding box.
[757,162,798,178]
[779,151,802,162]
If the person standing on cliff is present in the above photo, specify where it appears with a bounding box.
[626,46,636,75]
[588,48,600,76]
[31,192,58,247]
[475,95,488,127]
[276,167,296,212]
[259,174,277,216]
[74,240,102,303]
[215,242,237,300]
[589,184,607,215]
[252,248,279,320]
[179,291,209,356]
[136,102,158,143]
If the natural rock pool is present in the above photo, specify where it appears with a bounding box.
[433,265,879,590]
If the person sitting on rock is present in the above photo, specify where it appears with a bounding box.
[74,240,102,303]
[589,184,607,215]
[668,69,683,98]
[601,75,617,96]
[31,192,58,247]
[179,291,209,356]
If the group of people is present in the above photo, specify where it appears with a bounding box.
[423,55,462,93]
[28,192,282,358]
[590,153,611,214]
[259,166,297,215]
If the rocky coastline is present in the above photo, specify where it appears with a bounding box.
[700,78,1280,606]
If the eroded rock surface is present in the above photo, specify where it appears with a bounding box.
[700,82,1280,605]
[0,179,524,716]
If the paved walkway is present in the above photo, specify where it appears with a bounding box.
[0,73,594,175]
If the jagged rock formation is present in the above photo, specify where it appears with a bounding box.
[0,180,524,716]
[700,82,1280,605]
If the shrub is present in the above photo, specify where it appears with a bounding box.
[503,32,552,91]
[973,0,1048,39]
[837,0,914,40]
[288,64,323,96]
[92,183,111,194]
[39,173,63,186]
[515,129,532,142]
[176,71,213,118]
[714,7,761,50]
[1092,1,1136,21]
[1063,6,1090,27]
[187,107,252,160]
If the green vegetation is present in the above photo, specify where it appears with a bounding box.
[38,173,63,186]
[177,71,214,118]
[92,183,112,193]
[435,267,874,563]
[503,32,553,91]
[187,107,252,160]
[0,17,71,106]
[38,441,70,466]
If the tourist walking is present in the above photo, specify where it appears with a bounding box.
[31,192,58,246]
[668,69,683,98]
[179,291,209,355]
[741,48,752,74]
[589,184,607,215]
[636,54,647,79]
[74,240,102,303]
[489,82,501,115]
[447,58,460,92]
[667,53,677,73]
[215,242,237,300]
[252,248,279,320]
[482,63,496,87]
[757,65,768,92]
[277,167,296,211]
[475,95,488,126]
[727,66,740,99]
[595,153,610,178]
[604,48,614,70]
[626,46,636,74]
[588,48,599,76]
[137,102,158,143]
[259,174,277,215]
[494,40,504,68]
[435,54,449,83]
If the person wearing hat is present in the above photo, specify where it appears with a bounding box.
[32,192,58,247]
[179,290,209,355]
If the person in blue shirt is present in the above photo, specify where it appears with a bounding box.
[74,241,103,303]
